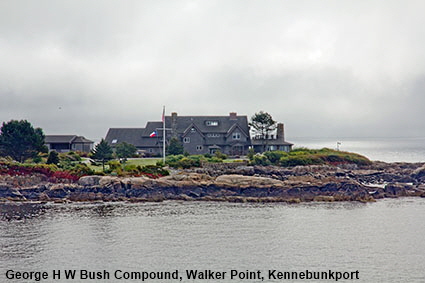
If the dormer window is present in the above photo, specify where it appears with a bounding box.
[232,132,241,140]
[206,121,218,126]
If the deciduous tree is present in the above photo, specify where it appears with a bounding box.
[0,120,47,162]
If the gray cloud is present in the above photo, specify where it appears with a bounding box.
[1,0,425,141]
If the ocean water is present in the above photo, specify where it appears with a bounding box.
[1,199,425,283]
[290,137,425,163]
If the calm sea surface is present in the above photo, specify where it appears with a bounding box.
[1,199,425,283]
[291,137,425,162]
[1,137,425,283]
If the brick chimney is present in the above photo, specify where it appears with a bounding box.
[171,112,178,137]
[229,112,237,120]
[277,123,285,141]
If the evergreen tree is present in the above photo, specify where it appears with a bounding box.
[0,120,47,162]
[249,111,277,152]
[115,142,137,163]
[46,151,59,165]
[166,137,184,155]
[91,139,113,171]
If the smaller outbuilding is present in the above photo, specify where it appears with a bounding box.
[45,135,94,153]
[251,123,293,152]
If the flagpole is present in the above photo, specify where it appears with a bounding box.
[162,106,166,164]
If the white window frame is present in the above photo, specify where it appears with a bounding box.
[206,121,218,126]
[183,137,190,143]
[196,145,203,151]
[232,132,241,140]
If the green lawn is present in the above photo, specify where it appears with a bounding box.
[125,158,162,166]
[84,158,161,173]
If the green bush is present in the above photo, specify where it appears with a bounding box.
[214,150,227,160]
[60,151,82,162]
[251,154,271,166]
[248,147,371,167]
[123,164,139,174]
[69,163,94,176]
[32,155,43,163]
[207,156,224,163]
[165,154,205,168]
[264,151,288,164]
[47,151,59,165]
[108,160,121,170]
[33,163,59,172]
[247,148,255,161]
[279,155,324,166]
[139,164,170,176]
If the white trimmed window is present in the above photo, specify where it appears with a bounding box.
[207,133,220,138]
[183,137,190,143]
[232,132,241,140]
[206,121,218,126]
[196,145,203,151]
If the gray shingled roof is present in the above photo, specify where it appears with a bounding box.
[252,139,293,146]
[45,135,77,143]
[105,114,253,148]
[164,115,249,134]
[45,135,93,144]
[105,128,145,147]
[73,136,94,143]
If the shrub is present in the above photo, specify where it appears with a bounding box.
[214,150,227,160]
[108,160,121,170]
[280,155,324,166]
[165,154,204,168]
[32,155,43,163]
[123,164,139,174]
[264,151,288,164]
[60,151,82,162]
[179,157,196,168]
[108,160,123,175]
[47,151,60,165]
[207,157,223,163]
[251,154,271,166]
[139,165,169,176]
[69,163,94,177]
[247,148,255,161]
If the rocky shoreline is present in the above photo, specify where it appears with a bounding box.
[2,162,425,203]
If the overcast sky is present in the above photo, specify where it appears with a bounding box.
[1,0,425,141]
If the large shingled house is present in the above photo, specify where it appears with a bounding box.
[105,112,292,156]
[105,112,250,156]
